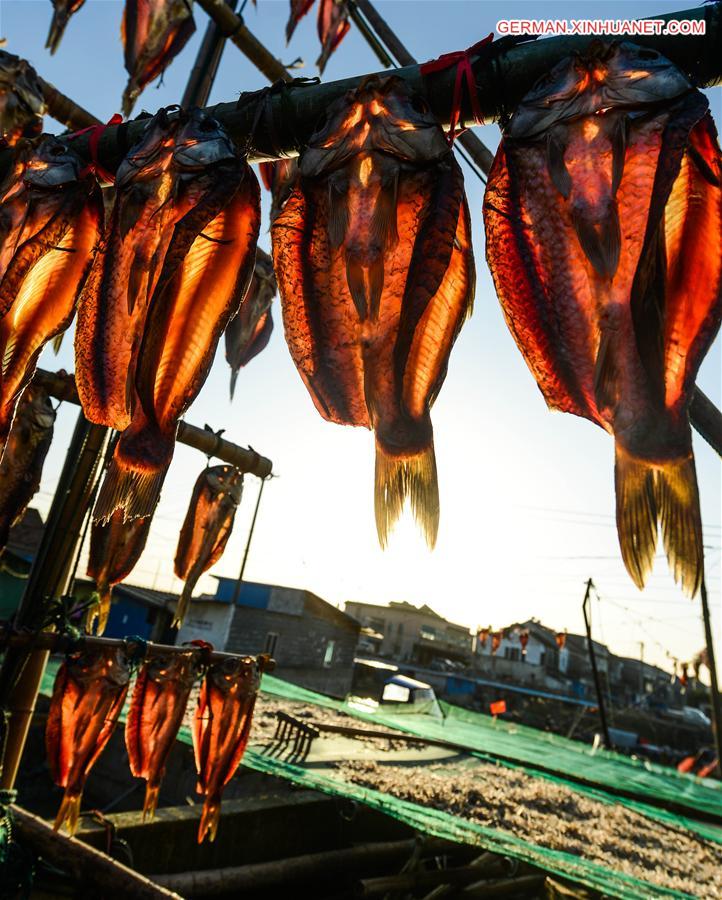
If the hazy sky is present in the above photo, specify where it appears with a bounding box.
[2,0,720,675]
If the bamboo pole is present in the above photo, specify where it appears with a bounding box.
[153,837,455,895]
[36,76,101,130]
[41,4,721,172]
[10,805,182,900]
[0,627,275,671]
[32,369,273,478]
[194,0,291,82]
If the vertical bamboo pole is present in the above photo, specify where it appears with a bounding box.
[582,579,612,751]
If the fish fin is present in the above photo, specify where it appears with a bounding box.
[346,255,368,320]
[610,114,628,196]
[51,333,64,355]
[327,181,348,248]
[570,204,620,279]
[593,333,619,413]
[614,444,658,591]
[371,171,399,249]
[198,797,221,844]
[375,440,439,550]
[546,132,571,198]
[143,783,161,822]
[46,10,69,54]
[54,792,82,836]
[654,455,703,598]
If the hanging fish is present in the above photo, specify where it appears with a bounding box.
[225,248,275,399]
[126,649,201,820]
[0,384,55,552]
[285,0,349,73]
[94,110,260,523]
[0,51,45,146]
[484,42,722,598]
[46,646,130,834]
[259,158,298,224]
[121,0,196,117]
[272,75,475,548]
[75,110,179,433]
[0,137,103,458]
[0,143,37,281]
[86,510,153,635]
[173,465,243,628]
[192,656,260,843]
[46,0,86,54]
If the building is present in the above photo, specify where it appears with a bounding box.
[343,600,473,666]
[191,578,361,698]
[475,620,564,690]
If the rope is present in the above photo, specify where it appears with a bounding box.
[67,113,123,184]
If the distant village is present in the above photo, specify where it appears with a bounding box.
[1,508,712,755]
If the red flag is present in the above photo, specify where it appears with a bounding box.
[491,631,502,655]
[519,629,529,655]
[477,627,490,648]
[490,700,507,716]
[555,632,567,650]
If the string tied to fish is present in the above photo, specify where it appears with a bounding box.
[236,77,320,160]
[66,113,123,185]
[420,35,493,146]
[123,635,148,671]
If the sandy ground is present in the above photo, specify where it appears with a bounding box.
[251,696,722,897]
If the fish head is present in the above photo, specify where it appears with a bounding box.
[23,137,81,189]
[209,657,261,697]
[205,465,244,505]
[67,646,130,687]
[23,385,56,432]
[173,109,237,173]
[0,51,46,145]
[507,41,693,139]
[300,75,449,177]
[116,109,178,189]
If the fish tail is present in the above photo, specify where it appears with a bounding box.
[142,782,161,822]
[614,444,658,591]
[197,797,221,844]
[94,420,172,522]
[51,333,64,354]
[121,82,137,119]
[374,438,439,550]
[654,455,704,598]
[85,585,111,636]
[54,791,82,835]
[46,12,69,54]
[229,367,239,401]
[173,583,193,630]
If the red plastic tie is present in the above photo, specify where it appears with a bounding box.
[420,34,493,146]
[68,113,123,184]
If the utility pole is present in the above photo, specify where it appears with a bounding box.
[700,581,722,779]
[582,578,612,750]
[231,476,268,607]
[638,642,645,700]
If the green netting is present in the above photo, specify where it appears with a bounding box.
[259,673,722,823]
[35,663,720,899]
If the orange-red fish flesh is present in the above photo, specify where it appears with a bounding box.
[126,649,201,819]
[484,43,722,597]
[0,383,54,551]
[259,158,298,224]
[46,0,86,54]
[0,52,45,146]
[86,509,153,635]
[192,656,260,843]
[121,0,195,116]
[174,464,243,627]
[272,75,475,548]
[225,248,275,398]
[285,0,349,73]
[46,646,130,834]
[94,110,260,523]
[75,110,179,433]
[0,138,102,457]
